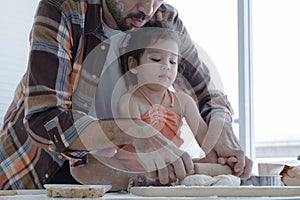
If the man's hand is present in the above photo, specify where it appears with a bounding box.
[200,113,253,179]
[217,155,252,178]
[213,120,253,179]
[112,119,194,185]
[132,127,194,184]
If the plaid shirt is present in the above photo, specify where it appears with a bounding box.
[0,0,233,189]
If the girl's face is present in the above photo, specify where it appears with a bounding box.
[129,38,179,90]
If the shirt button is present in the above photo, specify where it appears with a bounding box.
[58,155,63,159]
[45,174,49,179]
[100,45,106,50]
[92,74,97,80]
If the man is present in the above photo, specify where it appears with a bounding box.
[0,0,252,190]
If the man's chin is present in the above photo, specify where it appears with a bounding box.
[119,25,135,32]
[128,26,138,31]
[128,22,148,31]
[119,21,146,31]
[120,25,139,32]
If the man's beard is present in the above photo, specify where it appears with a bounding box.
[105,0,150,31]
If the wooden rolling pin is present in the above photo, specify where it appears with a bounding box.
[194,163,232,176]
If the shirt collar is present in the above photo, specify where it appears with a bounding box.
[84,0,104,34]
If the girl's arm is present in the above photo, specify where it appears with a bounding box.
[179,92,227,157]
[176,92,207,148]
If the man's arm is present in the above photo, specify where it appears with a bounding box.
[24,0,92,154]
[69,118,194,184]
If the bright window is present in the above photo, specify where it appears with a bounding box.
[169,0,300,162]
[252,0,300,161]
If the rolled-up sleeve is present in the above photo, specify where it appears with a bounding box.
[23,0,95,154]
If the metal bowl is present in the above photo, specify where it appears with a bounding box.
[241,175,282,186]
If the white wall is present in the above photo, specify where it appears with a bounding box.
[0,0,40,126]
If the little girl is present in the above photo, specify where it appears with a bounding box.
[116,22,209,175]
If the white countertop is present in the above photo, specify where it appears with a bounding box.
[1,190,300,200]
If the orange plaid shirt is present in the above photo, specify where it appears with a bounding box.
[0,0,233,189]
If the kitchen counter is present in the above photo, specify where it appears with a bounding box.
[1,190,300,200]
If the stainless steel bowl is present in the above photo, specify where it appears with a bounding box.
[241,175,282,186]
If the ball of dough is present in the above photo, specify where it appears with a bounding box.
[180,174,215,186]
[212,175,240,186]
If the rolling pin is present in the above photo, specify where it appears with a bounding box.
[193,163,232,176]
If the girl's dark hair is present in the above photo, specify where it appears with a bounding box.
[120,21,182,75]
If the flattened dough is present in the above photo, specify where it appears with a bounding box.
[180,174,240,186]
[213,175,240,186]
[180,174,214,186]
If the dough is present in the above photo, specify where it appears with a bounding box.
[180,174,215,186]
[213,175,241,186]
[180,174,240,186]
